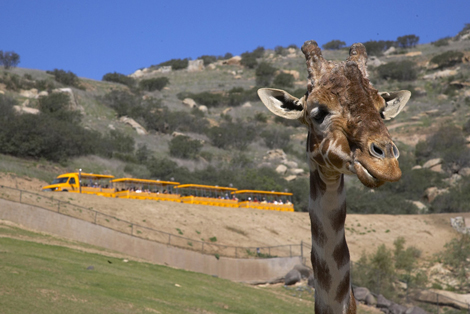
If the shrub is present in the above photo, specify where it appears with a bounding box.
[322,40,346,50]
[198,55,217,66]
[260,127,291,150]
[363,40,395,56]
[0,51,20,69]
[47,69,83,89]
[38,92,81,124]
[431,180,470,213]
[99,130,135,159]
[208,120,256,150]
[158,58,188,70]
[240,52,257,69]
[273,72,295,88]
[102,72,135,87]
[396,34,419,48]
[146,157,191,182]
[432,37,451,47]
[169,135,203,159]
[463,118,470,135]
[255,62,277,86]
[430,51,464,68]
[376,60,417,81]
[101,90,140,118]
[441,234,470,287]
[139,77,169,91]
[274,46,288,56]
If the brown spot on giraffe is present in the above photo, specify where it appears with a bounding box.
[332,235,349,269]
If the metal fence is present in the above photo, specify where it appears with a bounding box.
[0,185,303,259]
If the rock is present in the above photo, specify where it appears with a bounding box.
[108,124,115,130]
[411,201,428,213]
[307,273,315,288]
[19,88,38,98]
[389,302,408,314]
[410,289,470,310]
[241,102,252,108]
[423,187,448,203]
[353,287,371,302]
[283,161,299,168]
[182,98,197,108]
[404,51,422,57]
[222,107,232,115]
[365,293,377,306]
[129,69,144,78]
[368,56,384,67]
[13,106,40,115]
[207,63,216,70]
[443,174,462,186]
[119,116,148,135]
[265,149,287,163]
[172,131,185,137]
[459,167,470,176]
[293,264,312,278]
[405,306,428,314]
[198,105,208,113]
[282,70,300,80]
[52,88,83,113]
[224,56,242,66]
[38,90,49,97]
[411,165,422,170]
[384,46,396,55]
[437,94,448,101]
[284,175,297,182]
[276,164,288,175]
[450,216,470,234]
[423,68,459,80]
[284,269,301,285]
[159,66,172,73]
[187,59,204,72]
[422,158,443,169]
[424,109,439,116]
[377,294,393,309]
[289,168,305,175]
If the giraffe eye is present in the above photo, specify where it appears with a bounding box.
[311,107,329,124]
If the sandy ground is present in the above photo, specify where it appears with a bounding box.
[0,172,467,262]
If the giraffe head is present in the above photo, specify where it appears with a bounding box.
[258,41,411,188]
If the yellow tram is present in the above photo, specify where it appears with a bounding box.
[177,184,238,207]
[112,178,180,202]
[232,190,294,212]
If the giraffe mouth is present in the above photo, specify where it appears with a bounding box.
[353,161,385,188]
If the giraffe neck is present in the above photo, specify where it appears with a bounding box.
[309,167,356,314]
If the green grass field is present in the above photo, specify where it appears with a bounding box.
[0,223,316,314]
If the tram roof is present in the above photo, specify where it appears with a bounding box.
[176,184,237,192]
[111,178,180,185]
[58,172,114,179]
[232,190,293,196]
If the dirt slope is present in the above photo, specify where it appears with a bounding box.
[0,173,466,262]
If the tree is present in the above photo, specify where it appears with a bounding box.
[322,40,346,50]
[0,51,20,69]
[139,77,170,91]
[255,62,277,86]
[396,35,419,49]
[169,135,203,159]
[102,72,135,87]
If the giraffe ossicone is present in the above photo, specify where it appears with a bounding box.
[258,40,411,314]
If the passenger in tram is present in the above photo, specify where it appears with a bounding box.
[261,197,267,204]
[253,197,259,203]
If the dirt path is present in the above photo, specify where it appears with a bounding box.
[0,173,466,262]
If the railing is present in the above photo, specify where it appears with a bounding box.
[0,184,303,260]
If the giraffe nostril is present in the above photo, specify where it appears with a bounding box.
[370,143,385,158]
[392,143,400,158]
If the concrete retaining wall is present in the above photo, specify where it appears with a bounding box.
[0,198,301,282]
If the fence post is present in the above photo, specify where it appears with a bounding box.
[235,246,237,258]
[300,241,303,261]
[168,234,171,245]
[131,224,133,236]
[19,190,22,203]
[437,294,439,314]
[202,242,204,253]
[289,245,292,257]
[269,247,271,257]
[94,211,97,224]
[57,201,60,213]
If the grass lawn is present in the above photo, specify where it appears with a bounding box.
[0,224,315,314]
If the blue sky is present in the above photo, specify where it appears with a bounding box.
[2,0,469,81]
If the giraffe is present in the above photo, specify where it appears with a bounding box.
[258,41,411,314]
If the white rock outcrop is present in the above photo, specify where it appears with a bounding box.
[119,116,147,135]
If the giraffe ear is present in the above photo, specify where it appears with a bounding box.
[379,90,411,120]
[257,88,305,120]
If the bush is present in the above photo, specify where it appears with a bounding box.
[432,37,451,47]
[99,130,135,159]
[198,55,217,66]
[102,72,135,87]
[274,46,288,56]
[396,34,419,48]
[0,51,20,69]
[260,127,291,150]
[363,40,395,56]
[146,157,191,182]
[169,135,203,159]
[255,62,277,86]
[158,58,188,70]
[431,180,470,213]
[240,52,257,69]
[441,234,470,287]
[430,51,464,68]
[322,40,346,50]
[273,72,295,88]
[376,60,417,81]
[207,120,256,150]
[47,69,83,89]
[139,77,169,91]
[38,92,81,124]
